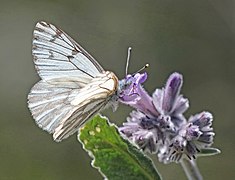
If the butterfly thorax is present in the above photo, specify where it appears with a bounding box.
[100,71,119,95]
[98,71,119,112]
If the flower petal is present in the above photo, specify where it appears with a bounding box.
[162,73,183,113]
[152,89,164,114]
[171,95,189,115]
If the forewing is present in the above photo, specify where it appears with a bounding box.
[32,21,104,88]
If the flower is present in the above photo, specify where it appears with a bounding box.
[119,111,160,153]
[118,72,215,163]
[118,72,158,116]
[152,73,189,127]
[161,111,214,162]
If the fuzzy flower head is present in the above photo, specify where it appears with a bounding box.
[119,72,215,163]
[160,111,215,163]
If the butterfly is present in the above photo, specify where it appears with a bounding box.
[28,21,124,142]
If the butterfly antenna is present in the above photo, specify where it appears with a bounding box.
[125,47,132,76]
[134,63,149,74]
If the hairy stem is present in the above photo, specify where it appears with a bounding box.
[180,159,203,180]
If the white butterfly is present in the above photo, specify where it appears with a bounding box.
[28,21,122,142]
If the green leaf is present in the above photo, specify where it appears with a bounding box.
[78,114,161,180]
[197,148,221,157]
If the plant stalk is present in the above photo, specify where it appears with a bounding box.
[180,159,203,180]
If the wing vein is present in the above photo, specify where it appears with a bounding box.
[47,24,78,51]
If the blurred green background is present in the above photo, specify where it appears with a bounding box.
[0,0,234,179]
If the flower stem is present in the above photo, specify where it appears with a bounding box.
[180,159,203,180]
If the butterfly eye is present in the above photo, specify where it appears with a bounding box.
[124,81,130,88]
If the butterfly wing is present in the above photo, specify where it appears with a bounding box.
[28,71,118,142]
[33,21,104,88]
[53,71,118,141]
[28,21,119,141]
[28,80,79,134]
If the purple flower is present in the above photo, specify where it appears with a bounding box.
[119,111,160,153]
[118,72,158,116]
[162,111,215,163]
[152,73,189,127]
[118,72,215,163]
